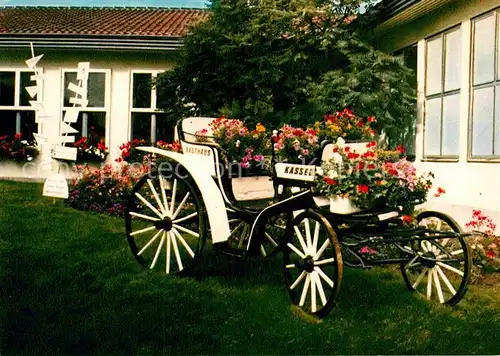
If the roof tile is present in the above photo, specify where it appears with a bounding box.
[0,7,209,37]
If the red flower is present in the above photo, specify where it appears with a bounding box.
[486,250,496,259]
[388,168,398,176]
[323,177,337,185]
[357,184,369,193]
[344,146,350,153]
[356,121,364,127]
[367,116,376,123]
[14,132,22,140]
[396,144,406,154]
[332,146,338,153]
[402,215,413,224]
[347,152,360,160]
[357,162,365,170]
[367,164,376,170]
[434,187,446,198]
[366,141,377,148]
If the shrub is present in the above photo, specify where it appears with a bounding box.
[465,210,500,281]
[73,127,108,163]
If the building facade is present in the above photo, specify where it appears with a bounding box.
[0,7,207,160]
[374,0,500,230]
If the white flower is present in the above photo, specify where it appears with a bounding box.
[236,140,241,148]
[21,140,28,144]
[332,152,343,164]
[336,137,345,148]
[27,156,33,161]
[316,167,324,176]
[327,170,338,179]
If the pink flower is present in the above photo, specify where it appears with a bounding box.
[253,155,264,162]
[241,161,250,169]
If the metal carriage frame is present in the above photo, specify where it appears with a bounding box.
[124,117,472,318]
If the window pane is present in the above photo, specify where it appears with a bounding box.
[426,37,443,96]
[495,86,500,155]
[442,94,460,155]
[0,72,15,106]
[444,29,461,92]
[20,111,36,142]
[156,113,175,143]
[131,112,152,142]
[471,86,494,156]
[424,97,442,156]
[473,14,496,85]
[133,73,152,109]
[64,72,106,108]
[20,72,36,107]
[0,110,17,136]
[63,72,78,107]
[88,73,106,108]
[62,111,106,140]
[87,112,106,139]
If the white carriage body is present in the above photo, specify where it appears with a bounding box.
[137,146,230,244]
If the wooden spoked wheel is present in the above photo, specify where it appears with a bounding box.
[126,169,206,275]
[226,211,289,257]
[284,210,343,318]
[401,211,471,305]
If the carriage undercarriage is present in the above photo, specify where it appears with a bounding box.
[124,117,472,318]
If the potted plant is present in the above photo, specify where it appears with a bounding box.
[0,133,39,163]
[272,124,319,164]
[73,127,108,164]
[207,116,272,177]
[315,138,433,215]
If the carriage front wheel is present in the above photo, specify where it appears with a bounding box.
[400,211,472,306]
[283,210,343,318]
[126,167,207,275]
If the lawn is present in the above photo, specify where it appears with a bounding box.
[1,180,500,355]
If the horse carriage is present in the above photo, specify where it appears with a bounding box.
[125,117,472,318]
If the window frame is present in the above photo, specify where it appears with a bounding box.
[60,68,111,145]
[0,67,43,137]
[129,70,164,143]
[423,26,462,161]
[468,9,500,161]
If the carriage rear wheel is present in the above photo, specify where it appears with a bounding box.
[126,168,207,275]
[284,210,343,318]
[400,211,471,305]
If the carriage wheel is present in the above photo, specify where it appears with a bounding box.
[227,211,289,257]
[126,169,206,275]
[284,210,343,318]
[401,211,471,306]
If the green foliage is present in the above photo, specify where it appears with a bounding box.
[155,0,416,148]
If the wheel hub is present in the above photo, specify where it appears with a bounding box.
[155,217,173,231]
[419,252,437,268]
[296,256,315,273]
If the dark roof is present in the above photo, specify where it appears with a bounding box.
[0,7,209,37]
[375,0,422,23]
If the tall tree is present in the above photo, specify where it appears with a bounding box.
[155,0,416,148]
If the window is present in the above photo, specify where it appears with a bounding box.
[0,70,39,141]
[423,27,461,158]
[130,72,174,143]
[62,70,109,140]
[470,11,500,158]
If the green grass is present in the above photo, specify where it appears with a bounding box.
[1,180,500,355]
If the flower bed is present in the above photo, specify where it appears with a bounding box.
[68,163,148,217]
[0,133,39,163]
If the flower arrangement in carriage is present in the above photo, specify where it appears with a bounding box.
[202,116,272,176]
[73,126,108,164]
[315,137,435,216]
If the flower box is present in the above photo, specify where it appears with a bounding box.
[313,195,363,214]
[329,196,363,214]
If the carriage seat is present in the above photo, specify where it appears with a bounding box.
[175,117,217,144]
